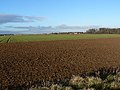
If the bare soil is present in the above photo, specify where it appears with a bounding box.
[0,38,120,89]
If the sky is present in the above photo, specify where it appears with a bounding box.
[0,0,120,34]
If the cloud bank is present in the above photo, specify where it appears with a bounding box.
[55,24,99,29]
[0,14,46,24]
[3,24,100,34]
[6,24,99,30]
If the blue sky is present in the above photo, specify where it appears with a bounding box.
[0,0,120,33]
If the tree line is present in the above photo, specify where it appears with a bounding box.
[86,28,120,34]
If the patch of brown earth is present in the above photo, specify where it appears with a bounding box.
[0,38,120,89]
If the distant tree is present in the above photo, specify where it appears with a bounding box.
[86,28,120,34]
[86,29,98,34]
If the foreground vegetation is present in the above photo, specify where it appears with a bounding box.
[30,68,120,90]
[0,34,120,43]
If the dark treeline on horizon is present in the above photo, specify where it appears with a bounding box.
[0,34,14,36]
[86,28,120,34]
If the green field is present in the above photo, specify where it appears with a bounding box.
[0,34,120,43]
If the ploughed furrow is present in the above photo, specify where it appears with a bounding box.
[6,37,11,43]
[0,38,120,89]
[0,36,12,43]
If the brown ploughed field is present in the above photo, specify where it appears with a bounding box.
[0,38,120,89]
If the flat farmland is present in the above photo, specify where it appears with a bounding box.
[0,34,120,43]
[0,37,120,89]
